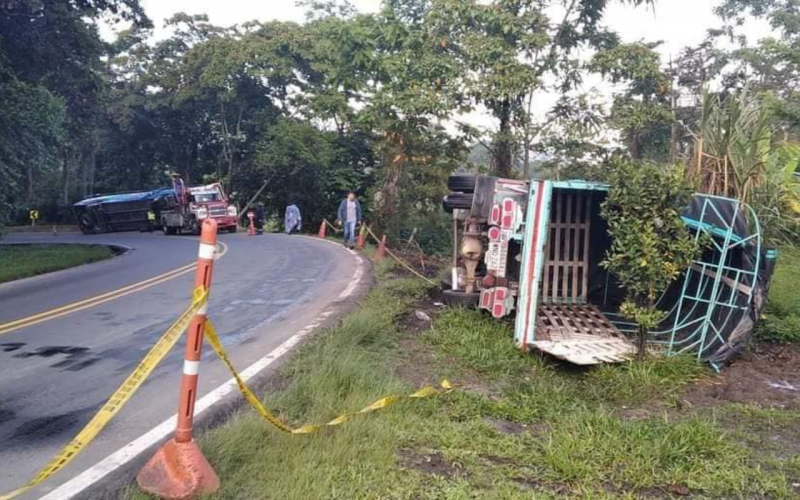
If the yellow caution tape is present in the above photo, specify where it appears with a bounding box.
[204,320,452,435]
[365,226,435,285]
[324,218,343,233]
[0,288,209,500]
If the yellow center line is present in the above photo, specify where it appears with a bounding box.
[0,241,229,336]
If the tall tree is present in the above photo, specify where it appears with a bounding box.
[428,0,651,177]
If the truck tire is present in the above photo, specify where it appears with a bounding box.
[448,175,477,193]
[162,221,176,235]
[227,225,237,233]
[442,193,473,213]
[442,289,480,308]
[189,217,200,236]
[79,214,95,235]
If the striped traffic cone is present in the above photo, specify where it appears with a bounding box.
[137,219,220,499]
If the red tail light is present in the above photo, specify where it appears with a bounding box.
[490,205,501,225]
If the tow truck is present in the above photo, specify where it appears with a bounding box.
[159,177,238,235]
[442,174,775,367]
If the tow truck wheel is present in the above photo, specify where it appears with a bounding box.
[441,289,480,308]
[448,175,477,193]
[442,193,473,213]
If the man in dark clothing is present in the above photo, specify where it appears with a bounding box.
[255,203,265,235]
[336,191,362,249]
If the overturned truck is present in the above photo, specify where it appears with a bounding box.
[443,175,777,368]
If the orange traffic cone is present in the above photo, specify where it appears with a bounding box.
[375,234,387,261]
[318,219,327,239]
[356,225,366,250]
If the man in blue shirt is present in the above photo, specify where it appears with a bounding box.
[337,191,362,249]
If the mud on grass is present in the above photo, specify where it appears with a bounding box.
[128,264,799,499]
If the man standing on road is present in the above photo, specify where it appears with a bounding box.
[337,191,362,249]
[255,203,265,235]
[284,203,302,234]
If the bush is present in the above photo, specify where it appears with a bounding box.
[757,246,800,342]
[394,210,453,255]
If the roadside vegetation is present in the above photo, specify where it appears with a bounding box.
[129,260,800,500]
[0,244,115,284]
[758,246,800,343]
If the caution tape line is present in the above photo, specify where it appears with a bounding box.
[364,226,436,286]
[324,218,343,233]
[0,288,210,500]
[204,319,451,435]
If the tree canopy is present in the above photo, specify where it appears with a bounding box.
[0,0,798,247]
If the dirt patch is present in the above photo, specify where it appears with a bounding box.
[399,449,467,479]
[682,342,800,411]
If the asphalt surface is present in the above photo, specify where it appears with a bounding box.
[0,231,360,498]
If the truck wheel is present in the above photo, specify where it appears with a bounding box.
[162,221,175,235]
[448,175,477,193]
[442,193,473,213]
[442,289,480,308]
[227,225,237,233]
[189,218,200,236]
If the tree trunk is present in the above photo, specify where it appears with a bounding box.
[62,147,70,205]
[493,98,513,178]
[637,325,648,360]
[27,164,34,206]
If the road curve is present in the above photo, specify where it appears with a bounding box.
[0,231,363,499]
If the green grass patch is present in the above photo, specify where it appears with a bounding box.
[0,244,115,283]
[759,245,800,342]
[128,270,799,500]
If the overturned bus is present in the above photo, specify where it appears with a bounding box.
[442,175,777,369]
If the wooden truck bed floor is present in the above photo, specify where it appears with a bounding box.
[531,304,634,365]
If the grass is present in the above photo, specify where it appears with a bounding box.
[0,244,115,284]
[127,263,800,500]
[758,245,800,342]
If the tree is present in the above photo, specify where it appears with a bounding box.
[715,0,800,140]
[0,0,148,229]
[601,159,701,358]
[428,0,652,177]
[591,42,674,161]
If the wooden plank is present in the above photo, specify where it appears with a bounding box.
[689,264,752,295]
[581,192,592,303]
[542,226,552,300]
[563,192,572,301]
[552,191,562,302]
[573,194,582,302]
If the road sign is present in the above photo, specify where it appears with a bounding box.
[29,210,39,220]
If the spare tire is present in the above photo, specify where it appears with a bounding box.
[442,193,473,213]
[448,175,477,193]
[442,289,480,308]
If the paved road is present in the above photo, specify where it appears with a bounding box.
[0,231,361,498]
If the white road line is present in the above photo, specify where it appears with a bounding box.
[338,260,364,300]
[39,249,364,500]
